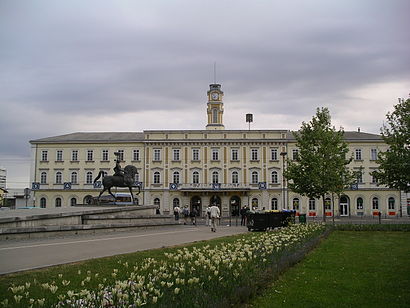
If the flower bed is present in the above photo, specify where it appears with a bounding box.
[3,224,326,308]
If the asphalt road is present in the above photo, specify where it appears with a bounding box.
[0,224,248,275]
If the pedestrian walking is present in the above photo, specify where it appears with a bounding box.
[209,204,220,232]
[190,208,198,225]
[182,206,190,225]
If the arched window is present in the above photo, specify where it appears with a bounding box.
[388,197,395,210]
[40,172,47,184]
[372,197,379,210]
[292,198,300,211]
[83,195,93,204]
[154,198,160,207]
[70,197,77,206]
[71,171,78,184]
[192,171,199,184]
[251,198,259,209]
[40,197,46,208]
[309,198,316,211]
[86,171,93,184]
[55,171,62,184]
[271,171,278,184]
[153,171,160,184]
[173,198,180,208]
[357,197,364,210]
[212,171,219,184]
[271,198,278,210]
[55,197,62,207]
[251,171,258,184]
[173,171,180,184]
[232,171,239,184]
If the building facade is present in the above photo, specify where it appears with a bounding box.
[29,84,404,217]
[0,168,6,189]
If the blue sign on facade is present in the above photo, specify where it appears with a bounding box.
[212,183,221,190]
[259,182,267,190]
[351,183,358,190]
[93,181,102,188]
[169,183,178,190]
[63,182,72,190]
[134,181,143,188]
[32,182,40,190]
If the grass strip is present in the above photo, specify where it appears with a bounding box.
[247,231,410,308]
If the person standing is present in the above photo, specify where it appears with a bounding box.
[206,205,211,226]
[240,206,247,226]
[182,206,190,225]
[209,204,220,232]
[173,206,181,222]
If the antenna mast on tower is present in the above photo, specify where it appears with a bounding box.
[213,62,217,84]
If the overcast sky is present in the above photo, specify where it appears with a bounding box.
[0,0,409,189]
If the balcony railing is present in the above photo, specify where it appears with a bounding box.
[175,183,251,190]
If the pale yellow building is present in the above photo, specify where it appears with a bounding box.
[29,84,403,217]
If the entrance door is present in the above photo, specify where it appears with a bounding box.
[191,196,201,216]
[339,195,349,216]
[230,196,241,216]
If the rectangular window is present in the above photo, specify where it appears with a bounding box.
[212,149,219,161]
[292,149,299,160]
[102,150,109,161]
[87,150,94,161]
[355,149,362,160]
[371,148,377,161]
[309,199,316,211]
[251,148,259,161]
[117,150,124,161]
[356,170,363,184]
[371,174,378,184]
[192,149,200,161]
[153,149,161,161]
[271,148,278,161]
[56,150,63,161]
[41,150,48,161]
[133,149,140,161]
[71,150,78,161]
[173,149,180,161]
[231,148,238,161]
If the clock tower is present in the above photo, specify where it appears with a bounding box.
[206,84,225,130]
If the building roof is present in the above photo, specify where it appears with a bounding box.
[30,130,382,144]
[287,131,382,141]
[30,132,145,144]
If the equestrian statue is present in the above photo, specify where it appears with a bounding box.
[93,152,140,204]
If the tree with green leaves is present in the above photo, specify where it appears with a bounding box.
[284,107,354,221]
[373,98,410,192]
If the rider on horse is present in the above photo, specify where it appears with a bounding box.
[113,159,124,177]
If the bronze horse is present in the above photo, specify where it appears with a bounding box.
[93,165,140,204]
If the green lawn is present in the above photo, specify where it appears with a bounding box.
[248,231,410,308]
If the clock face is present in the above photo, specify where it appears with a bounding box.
[212,93,219,100]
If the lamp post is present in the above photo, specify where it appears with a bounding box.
[280,151,287,209]
[246,114,253,131]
